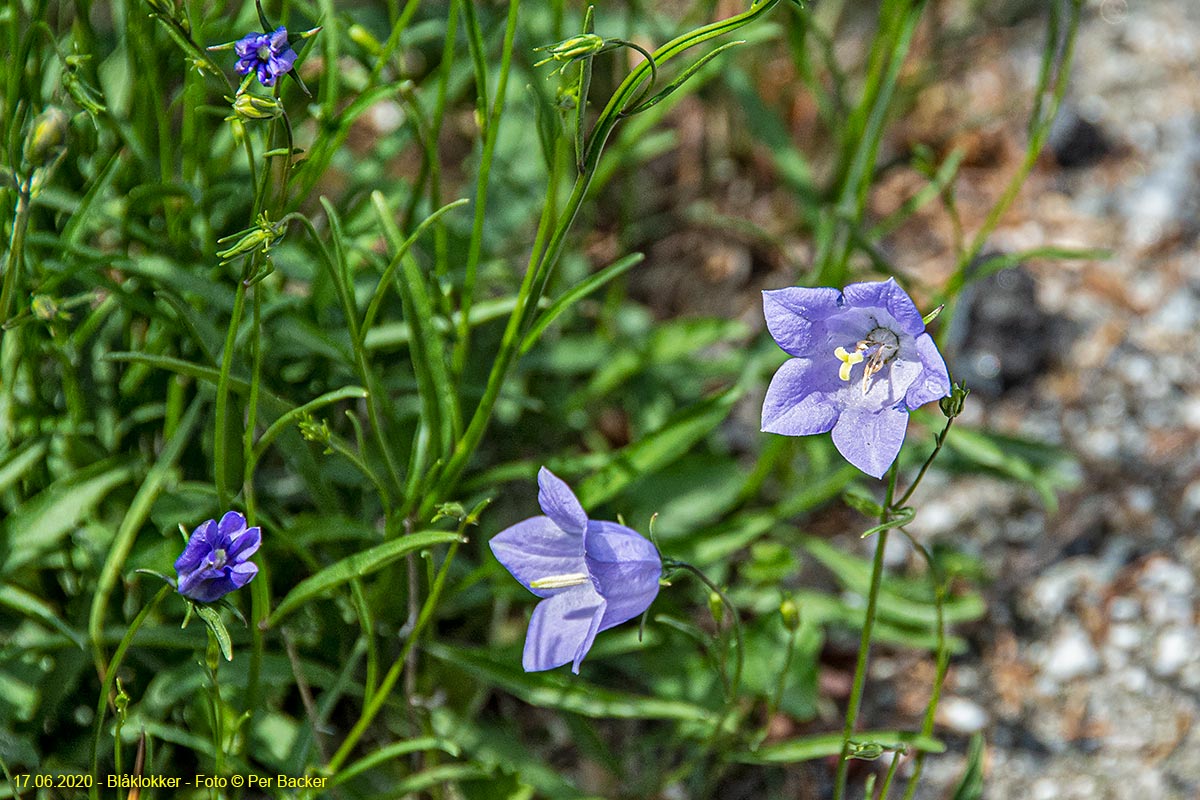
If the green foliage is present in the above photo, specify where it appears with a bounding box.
[0,0,1084,797]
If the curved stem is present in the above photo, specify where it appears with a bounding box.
[893,412,956,509]
[662,559,744,707]
[833,465,898,800]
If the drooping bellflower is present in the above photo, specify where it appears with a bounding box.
[761,278,951,478]
[175,511,262,603]
[234,27,297,87]
[490,468,662,673]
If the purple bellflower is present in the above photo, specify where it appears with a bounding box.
[234,27,297,87]
[490,468,662,674]
[175,511,262,603]
[761,278,951,478]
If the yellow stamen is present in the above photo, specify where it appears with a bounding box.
[835,346,864,382]
[530,572,590,590]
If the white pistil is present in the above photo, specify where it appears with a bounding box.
[530,572,590,590]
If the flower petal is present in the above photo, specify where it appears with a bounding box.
[174,519,216,574]
[228,561,259,588]
[537,467,587,535]
[269,26,290,52]
[842,278,926,338]
[904,333,952,410]
[583,520,661,631]
[831,404,910,479]
[227,525,262,561]
[521,586,605,673]
[762,287,843,357]
[217,511,247,541]
[761,357,841,436]
[489,516,585,598]
[234,34,261,59]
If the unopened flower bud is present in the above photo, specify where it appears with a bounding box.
[707,591,724,626]
[228,93,283,121]
[939,382,969,419]
[534,33,606,68]
[780,596,801,631]
[31,295,59,322]
[348,24,381,55]
[24,107,70,167]
[848,741,885,761]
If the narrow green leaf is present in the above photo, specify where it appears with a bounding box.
[251,386,368,464]
[735,730,944,764]
[627,41,744,114]
[575,385,742,507]
[360,197,469,339]
[800,537,985,628]
[521,252,644,354]
[194,605,233,662]
[89,396,204,655]
[1,461,136,575]
[371,191,459,460]
[0,439,47,494]
[966,246,1110,288]
[365,295,527,351]
[859,506,915,538]
[951,733,986,800]
[383,764,489,795]
[427,643,714,723]
[331,738,461,787]
[0,585,85,648]
[268,530,462,626]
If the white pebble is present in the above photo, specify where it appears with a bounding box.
[1108,623,1142,650]
[938,696,989,734]
[1153,627,1195,677]
[1042,626,1100,682]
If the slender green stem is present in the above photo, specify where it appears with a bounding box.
[324,538,463,776]
[205,633,225,787]
[876,747,904,800]
[893,413,957,509]
[765,623,799,730]
[893,530,950,800]
[833,466,898,800]
[0,178,30,326]
[213,272,248,510]
[940,0,1081,316]
[453,0,521,377]
[90,584,172,800]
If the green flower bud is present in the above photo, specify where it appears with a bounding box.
[939,382,969,419]
[348,24,381,55]
[228,93,283,122]
[707,591,724,626]
[24,107,70,167]
[847,741,886,761]
[533,33,606,68]
[31,295,59,322]
[780,596,801,631]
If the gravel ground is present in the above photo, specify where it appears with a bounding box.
[877,1,1200,796]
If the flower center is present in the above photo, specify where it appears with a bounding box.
[834,326,900,395]
[529,572,590,590]
[257,44,272,61]
[207,548,228,570]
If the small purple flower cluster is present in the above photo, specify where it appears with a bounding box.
[233,27,296,87]
[175,511,261,603]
